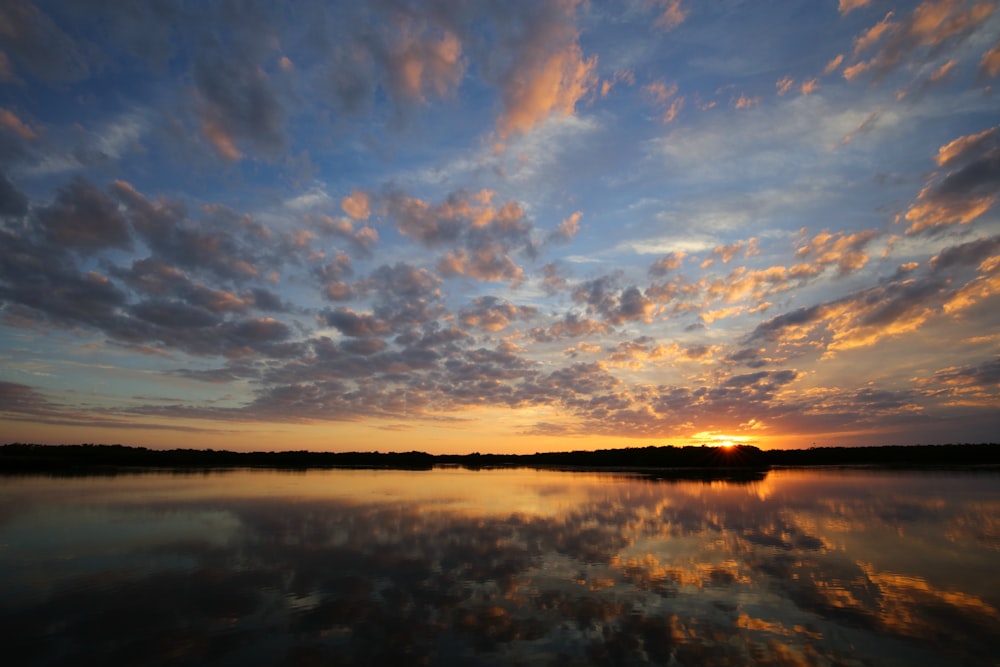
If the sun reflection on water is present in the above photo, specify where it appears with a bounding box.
[0,467,998,666]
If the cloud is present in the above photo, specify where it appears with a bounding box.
[549,210,582,243]
[459,296,537,332]
[903,126,1000,233]
[648,254,687,279]
[0,380,59,418]
[603,337,672,369]
[981,41,1000,77]
[21,110,148,176]
[0,228,128,331]
[113,181,283,282]
[316,4,469,121]
[853,11,897,57]
[0,0,89,81]
[706,238,759,266]
[0,170,28,217]
[310,214,379,255]
[359,262,445,331]
[384,189,535,284]
[36,179,131,252]
[935,125,998,166]
[642,81,684,123]
[321,308,392,338]
[112,257,284,315]
[313,251,354,301]
[929,234,1000,269]
[800,78,820,95]
[746,236,1000,358]
[795,228,879,275]
[942,253,1000,314]
[919,355,1000,404]
[0,108,36,139]
[839,0,873,14]
[844,0,995,82]
[531,313,610,342]
[341,190,371,220]
[573,276,655,326]
[193,51,285,160]
[438,244,526,285]
[652,0,688,31]
[491,1,598,140]
[383,26,464,103]
[0,51,14,81]
[599,69,634,97]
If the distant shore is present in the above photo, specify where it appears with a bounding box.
[2,443,999,474]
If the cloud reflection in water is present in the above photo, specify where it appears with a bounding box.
[1,468,998,666]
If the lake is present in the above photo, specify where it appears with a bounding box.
[1,467,998,666]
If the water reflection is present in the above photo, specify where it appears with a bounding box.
[1,468,998,666]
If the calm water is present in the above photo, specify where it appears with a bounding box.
[1,467,998,666]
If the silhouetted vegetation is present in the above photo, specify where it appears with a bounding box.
[2,442,999,475]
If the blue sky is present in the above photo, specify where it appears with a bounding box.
[1,0,998,452]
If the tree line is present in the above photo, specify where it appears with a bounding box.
[2,442,999,473]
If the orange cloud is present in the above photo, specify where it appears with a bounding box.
[842,60,871,81]
[649,251,686,276]
[904,127,1000,234]
[929,58,957,82]
[796,229,879,275]
[600,69,635,97]
[661,97,684,124]
[936,126,998,166]
[776,76,794,96]
[460,297,537,332]
[604,339,670,369]
[201,116,241,161]
[439,246,526,286]
[495,3,598,142]
[643,81,678,105]
[643,81,684,123]
[824,54,845,75]
[386,30,464,102]
[825,298,933,354]
[845,1,995,82]
[734,94,760,109]
[0,107,36,139]
[710,238,759,264]
[853,11,896,56]
[557,211,582,240]
[904,176,996,234]
[652,0,688,31]
[701,305,746,324]
[942,255,1000,314]
[800,78,820,95]
[704,265,802,305]
[839,0,873,14]
[981,42,1000,77]
[910,0,993,47]
[341,190,371,220]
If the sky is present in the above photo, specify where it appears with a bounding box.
[0,0,998,453]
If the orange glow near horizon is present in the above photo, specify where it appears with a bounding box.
[1,413,798,453]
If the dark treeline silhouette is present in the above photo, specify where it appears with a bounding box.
[2,442,999,474]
